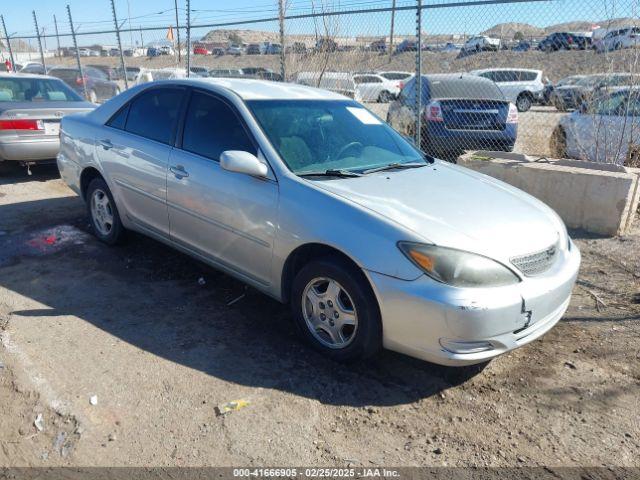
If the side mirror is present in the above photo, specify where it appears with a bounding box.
[220,150,268,178]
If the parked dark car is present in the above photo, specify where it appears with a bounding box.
[189,67,210,77]
[246,43,262,55]
[395,39,418,53]
[387,74,518,159]
[146,47,161,57]
[511,41,531,52]
[47,66,120,103]
[538,32,591,51]
[315,37,338,52]
[87,64,122,81]
[552,73,634,111]
[540,74,585,106]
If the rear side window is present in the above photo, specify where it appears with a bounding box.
[107,105,129,129]
[182,91,255,161]
[518,71,539,82]
[125,88,184,144]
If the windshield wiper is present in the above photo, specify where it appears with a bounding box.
[362,162,429,175]
[298,169,363,178]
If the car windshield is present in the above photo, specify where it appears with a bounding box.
[577,75,607,87]
[0,77,83,102]
[247,99,425,175]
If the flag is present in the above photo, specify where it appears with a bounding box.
[166,26,174,42]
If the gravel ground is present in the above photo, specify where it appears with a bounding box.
[0,166,638,468]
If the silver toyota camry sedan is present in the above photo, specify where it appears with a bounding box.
[57,78,580,366]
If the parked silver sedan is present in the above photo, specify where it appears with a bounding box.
[57,78,581,366]
[0,73,94,168]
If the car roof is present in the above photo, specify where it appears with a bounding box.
[470,68,541,74]
[175,78,348,100]
[0,72,59,80]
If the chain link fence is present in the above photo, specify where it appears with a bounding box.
[1,0,639,164]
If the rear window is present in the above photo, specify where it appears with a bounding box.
[48,69,78,82]
[0,77,83,102]
[428,77,504,101]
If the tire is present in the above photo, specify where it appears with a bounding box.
[86,177,126,245]
[88,89,98,103]
[377,90,392,103]
[516,93,532,112]
[290,256,382,362]
[550,126,567,159]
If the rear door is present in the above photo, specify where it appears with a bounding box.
[166,89,278,287]
[97,86,186,238]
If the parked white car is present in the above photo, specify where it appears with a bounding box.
[353,73,401,102]
[462,35,501,52]
[377,71,413,82]
[296,71,355,98]
[134,68,188,85]
[595,27,640,53]
[470,68,545,112]
[554,86,640,165]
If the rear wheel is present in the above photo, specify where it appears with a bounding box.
[516,93,533,112]
[88,89,98,103]
[377,90,392,103]
[86,178,125,245]
[291,256,382,362]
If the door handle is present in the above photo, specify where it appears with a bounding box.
[170,164,189,179]
[99,139,113,150]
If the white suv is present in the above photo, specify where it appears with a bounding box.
[595,27,640,53]
[462,35,501,53]
[470,68,545,112]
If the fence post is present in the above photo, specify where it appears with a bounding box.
[67,5,88,101]
[174,0,181,63]
[54,15,61,57]
[110,0,128,89]
[1,15,16,72]
[185,0,191,77]
[33,11,46,71]
[415,0,422,151]
[389,0,396,61]
[278,0,286,81]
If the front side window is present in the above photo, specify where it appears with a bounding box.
[125,88,184,144]
[182,91,255,161]
[248,99,424,174]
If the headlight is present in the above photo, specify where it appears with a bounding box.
[398,242,520,288]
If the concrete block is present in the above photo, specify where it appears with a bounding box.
[458,151,640,237]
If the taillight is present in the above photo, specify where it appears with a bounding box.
[0,119,44,130]
[424,101,444,122]
[507,103,518,124]
[76,75,87,85]
[398,81,404,90]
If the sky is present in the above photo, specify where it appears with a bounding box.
[0,0,636,48]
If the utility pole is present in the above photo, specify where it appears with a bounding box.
[415,0,422,151]
[1,15,16,72]
[174,0,181,62]
[278,0,285,81]
[110,0,129,89]
[67,5,88,100]
[389,0,396,60]
[54,15,61,57]
[33,11,46,70]
[139,26,143,51]
[186,0,191,77]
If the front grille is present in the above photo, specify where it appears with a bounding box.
[511,242,559,277]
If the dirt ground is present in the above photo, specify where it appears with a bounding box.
[0,165,638,469]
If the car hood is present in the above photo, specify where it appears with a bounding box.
[312,161,562,261]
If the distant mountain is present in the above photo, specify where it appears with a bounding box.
[482,23,545,39]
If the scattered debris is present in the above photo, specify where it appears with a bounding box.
[53,432,66,454]
[580,286,607,312]
[89,395,98,406]
[227,293,246,306]
[433,447,443,455]
[108,433,117,442]
[197,277,206,286]
[564,361,577,370]
[34,413,44,432]
[215,399,250,416]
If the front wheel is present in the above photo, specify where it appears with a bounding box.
[291,257,382,362]
[88,89,98,103]
[378,90,392,103]
[86,177,126,245]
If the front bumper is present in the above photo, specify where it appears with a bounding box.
[366,242,581,366]
[0,137,60,162]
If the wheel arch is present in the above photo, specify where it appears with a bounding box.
[79,166,105,200]
[280,242,372,304]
